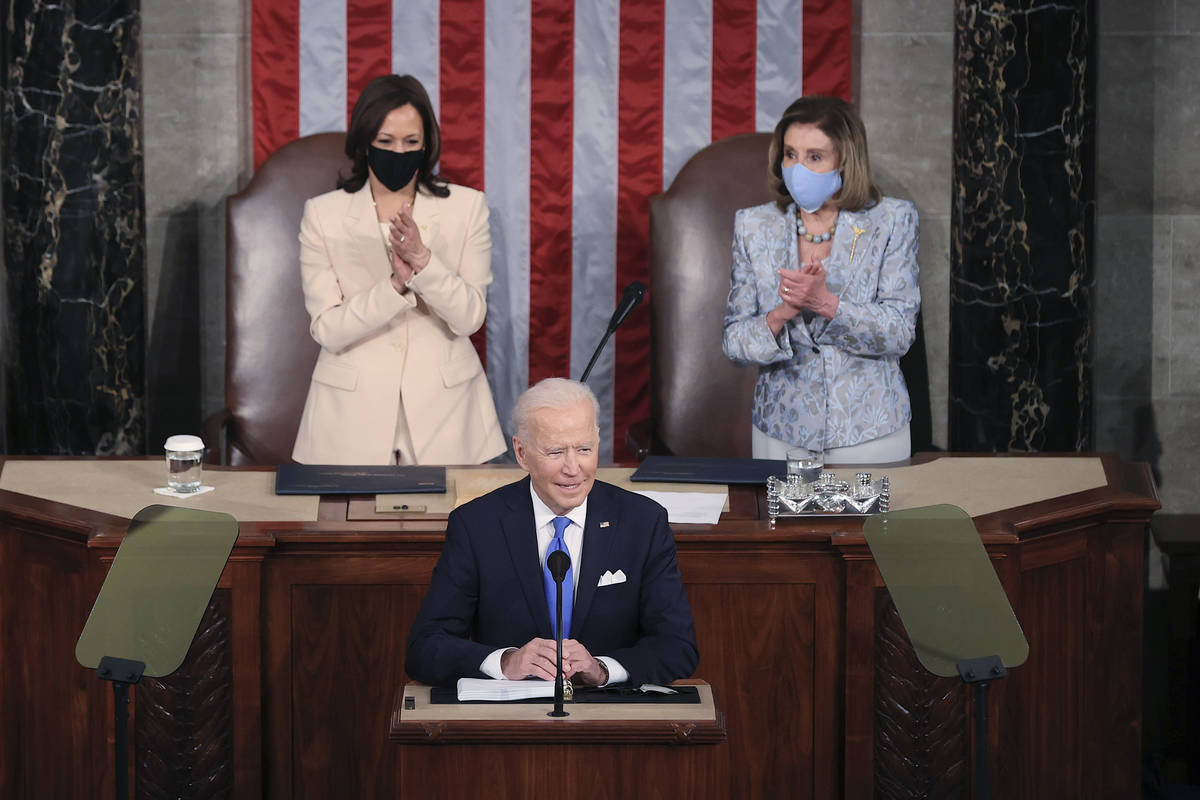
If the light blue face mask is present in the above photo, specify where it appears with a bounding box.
[782,162,842,213]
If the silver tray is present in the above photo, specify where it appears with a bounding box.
[767,472,890,520]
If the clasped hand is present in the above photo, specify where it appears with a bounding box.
[388,202,431,288]
[501,637,606,685]
[776,258,838,321]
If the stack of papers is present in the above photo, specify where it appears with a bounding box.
[457,678,555,701]
[632,490,727,524]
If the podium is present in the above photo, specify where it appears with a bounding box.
[390,681,726,797]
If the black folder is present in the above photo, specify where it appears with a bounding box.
[629,455,784,485]
[274,464,447,495]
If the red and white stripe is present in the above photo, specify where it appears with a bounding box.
[252,0,852,460]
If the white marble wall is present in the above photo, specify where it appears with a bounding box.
[857,0,954,449]
[140,0,1200,516]
[1095,0,1200,513]
[142,0,251,447]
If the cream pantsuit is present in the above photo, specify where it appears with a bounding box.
[292,182,506,465]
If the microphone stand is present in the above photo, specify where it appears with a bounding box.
[579,281,646,383]
[547,549,571,717]
[550,582,568,717]
[579,329,614,384]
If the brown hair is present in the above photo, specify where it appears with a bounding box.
[339,74,450,198]
[767,95,881,212]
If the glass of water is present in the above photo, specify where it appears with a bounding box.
[164,435,204,493]
[786,447,824,485]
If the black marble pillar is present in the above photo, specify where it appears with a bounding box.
[2,0,146,454]
[950,0,1095,452]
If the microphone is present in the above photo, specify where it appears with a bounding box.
[548,549,570,582]
[579,281,647,383]
[605,281,647,335]
[547,549,572,718]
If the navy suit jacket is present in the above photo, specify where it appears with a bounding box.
[405,477,699,687]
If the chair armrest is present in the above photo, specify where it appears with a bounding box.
[201,408,232,464]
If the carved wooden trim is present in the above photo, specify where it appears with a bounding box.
[135,591,234,800]
[874,591,968,799]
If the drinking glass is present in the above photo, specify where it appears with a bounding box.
[164,435,204,493]
[786,447,824,484]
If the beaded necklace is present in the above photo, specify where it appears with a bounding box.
[796,209,839,244]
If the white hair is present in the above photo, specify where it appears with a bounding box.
[511,378,601,441]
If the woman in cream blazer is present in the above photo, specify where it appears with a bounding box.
[292,75,506,465]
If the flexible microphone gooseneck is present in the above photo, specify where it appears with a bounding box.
[579,281,647,383]
[547,549,571,718]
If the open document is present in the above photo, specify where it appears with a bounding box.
[456,678,681,701]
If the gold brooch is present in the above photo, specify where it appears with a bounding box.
[849,224,868,261]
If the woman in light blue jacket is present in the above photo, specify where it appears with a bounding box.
[722,96,920,463]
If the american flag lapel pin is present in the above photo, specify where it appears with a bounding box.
[599,521,610,528]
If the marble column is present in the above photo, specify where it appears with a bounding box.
[949,0,1095,452]
[2,0,146,454]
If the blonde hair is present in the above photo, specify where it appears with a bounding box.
[511,378,601,441]
[767,95,881,212]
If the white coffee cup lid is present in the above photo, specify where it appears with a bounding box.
[164,434,204,452]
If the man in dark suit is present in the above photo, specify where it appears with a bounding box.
[405,378,698,687]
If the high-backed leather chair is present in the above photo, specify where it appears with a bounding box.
[203,133,352,464]
[632,132,933,459]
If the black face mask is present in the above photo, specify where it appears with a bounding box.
[367,146,422,191]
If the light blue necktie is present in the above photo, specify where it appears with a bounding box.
[543,516,574,639]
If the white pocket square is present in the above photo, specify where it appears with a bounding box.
[597,569,627,587]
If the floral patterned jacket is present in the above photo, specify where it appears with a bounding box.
[721,197,920,450]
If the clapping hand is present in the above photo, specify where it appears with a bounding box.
[388,202,431,286]
[778,257,838,320]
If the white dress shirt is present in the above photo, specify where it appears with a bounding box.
[479,484,627,685]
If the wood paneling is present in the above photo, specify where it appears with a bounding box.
[287,584,427,799]
[397,742,724,799]
[1006,545,1087,797]
[690,581,815,796]
[0,511,110,800]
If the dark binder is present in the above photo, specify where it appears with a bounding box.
[630,455,784,485]
[274,464,447,495]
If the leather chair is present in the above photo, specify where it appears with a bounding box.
[630,132,933,459]
[203,133,352,464]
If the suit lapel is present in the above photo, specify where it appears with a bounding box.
[498,478,553,637]
[345,184,394,285]
[838,207,876,275]
[813,207,874,308]
[570,484,616,634]
[411,187,441,255]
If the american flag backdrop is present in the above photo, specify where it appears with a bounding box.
[251,0,852,460]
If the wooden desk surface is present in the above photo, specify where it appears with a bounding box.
[0,452,1135,528]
